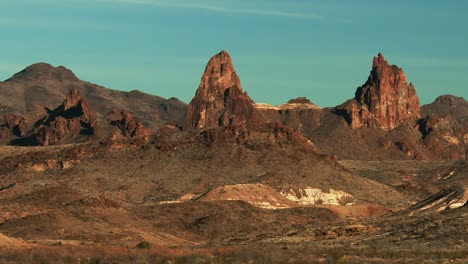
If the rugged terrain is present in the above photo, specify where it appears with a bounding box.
[0,63,187,143]
[0,50,466,263]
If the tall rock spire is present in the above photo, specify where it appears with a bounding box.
[184,50,256,129]
[338,53,421,129]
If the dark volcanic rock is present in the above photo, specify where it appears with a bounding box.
[184,50,256,129]
[107,109,150,139]
[337,53,421,129]
[34,88,96,146]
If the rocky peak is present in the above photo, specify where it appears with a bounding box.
[338,53,421,129]
[372,52,387,68]
[7,63,79,82]
[421,94,467,122]
[434,95,466,107]
[201,50,237,86]
[184,50,256,129]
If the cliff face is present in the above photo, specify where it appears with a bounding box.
[184,50,256,129]
[338,53,421,129]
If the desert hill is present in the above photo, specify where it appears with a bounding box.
[422,94,468,120]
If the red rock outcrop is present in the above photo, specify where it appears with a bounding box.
[337,53,421,129]
[184,50,256,129]
[107,109,150,139]
[35,88,96,146]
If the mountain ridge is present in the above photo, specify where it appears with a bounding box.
[0,51,466,160]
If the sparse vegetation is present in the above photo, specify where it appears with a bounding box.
[136,241,151,249]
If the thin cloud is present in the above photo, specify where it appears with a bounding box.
[110,0,324,20]
[0,16,113,30]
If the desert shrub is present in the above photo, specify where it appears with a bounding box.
[136,241,151,249]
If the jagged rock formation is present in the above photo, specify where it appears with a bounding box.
[0,63,187,133]
[337,53,421,129]
[34,88,96,146]
[107,109,150,139]
[0,53,466,161]
[184,50,256,129]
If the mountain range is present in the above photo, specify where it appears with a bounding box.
[1,50,466,160]
[0,50,467,263]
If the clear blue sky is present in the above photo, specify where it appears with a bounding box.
[0,0,467,106]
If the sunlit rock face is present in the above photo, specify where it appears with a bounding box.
[337,53,421,130]
[185,50,256,129]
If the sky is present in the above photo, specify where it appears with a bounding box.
[0,0,467,106]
